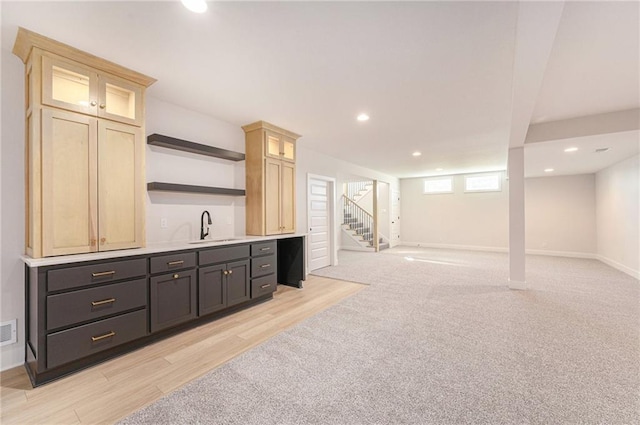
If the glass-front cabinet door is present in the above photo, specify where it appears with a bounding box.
[281,136,295,162]
[264,131,296,162]
[42,54,143,126]
[42,55,98,116]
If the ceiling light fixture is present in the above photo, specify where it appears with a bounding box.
[564,147,578,153]
[412,151,421,157]
[181,0,207,13]
[544,168,554,173]
[356,113,369,122]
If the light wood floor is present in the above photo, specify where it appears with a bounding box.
[0,275,364,425]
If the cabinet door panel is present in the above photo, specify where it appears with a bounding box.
[198,264,226,316]
[265,131,282,159]
[281,136,295,162]
[98,73,143,126]
[226,259,250,307]
[41,109,98,256]
[42,55,98,116]
[265,159,281,235]
[150,270,196,333]
[98,121,144,251]
[281,162,295,233]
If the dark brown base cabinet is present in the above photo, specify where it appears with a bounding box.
[24,237,304,387]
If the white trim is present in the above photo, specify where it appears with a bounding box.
[525,249,596,259]
[402,242,508,253]
[596,255,640,280]
[306,173,337,270]
[508,280,528,290]
[463,172,503,193]
[339,245,375,252]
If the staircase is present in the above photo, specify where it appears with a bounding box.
[342,195,389,251]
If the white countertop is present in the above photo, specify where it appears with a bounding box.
[22,233,307,267]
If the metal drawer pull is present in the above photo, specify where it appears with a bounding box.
[91,331,115,342]
[260,284,271,289]
[91,298,116,307]
[260,264,271,268]
[167,260,184,266]
[92,270,115,277]
[260,247,271,251]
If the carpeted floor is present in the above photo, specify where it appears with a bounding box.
[119,247,639,424]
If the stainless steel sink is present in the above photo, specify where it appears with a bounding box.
[188,238,243,244]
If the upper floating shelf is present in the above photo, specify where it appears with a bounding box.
[147,133,245,161]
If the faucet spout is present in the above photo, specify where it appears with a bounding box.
[200,210,212,240]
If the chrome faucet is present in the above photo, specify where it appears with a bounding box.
[200,210,212,240]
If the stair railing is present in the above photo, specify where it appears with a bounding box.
[346,181,372,200]
[342,195,375,246]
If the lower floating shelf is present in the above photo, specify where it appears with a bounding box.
[147,182,245,196]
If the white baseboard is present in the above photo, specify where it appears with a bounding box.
[339,245,375,252]
[401,242,508,253]
[596,255,640,280]
[508,279,528,290]
[525,249,596,259]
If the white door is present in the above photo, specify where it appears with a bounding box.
[308,177,331,271]
[391,189,401,246]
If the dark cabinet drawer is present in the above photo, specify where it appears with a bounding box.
[199,244,249,266]
[47,309,147,369]
[47,278,147,330]
[251,241,276,257]
[251,274,277,298]
[149,269,197,333]
[150,252,196,274]
[251,254,276,278]
[47,258,147,292]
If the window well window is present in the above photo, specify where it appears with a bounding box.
[464,173,502,192]
[423,177,453,194]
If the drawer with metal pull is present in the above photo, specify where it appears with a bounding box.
[150,252,196,274]
[46,309,147,369]
[47,258,147,292]
[199,244,250,266]
[251,240,277,257]
[251,274,277,298]
[46,278,147,330]
[251,254,276,278]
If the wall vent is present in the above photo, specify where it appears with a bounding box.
[0,320,17,347]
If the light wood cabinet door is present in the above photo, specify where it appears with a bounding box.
[41,109,98,256]
[42,55,98,117]
[98,121,144,251]
[264,131,295,162]
[98,74,143,126]
[265,158,282,235]
[281,161,296,233]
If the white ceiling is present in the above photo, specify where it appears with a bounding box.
[1,1,638,179]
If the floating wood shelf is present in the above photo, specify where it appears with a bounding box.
[147,182,246,196]
[147,133,245,161]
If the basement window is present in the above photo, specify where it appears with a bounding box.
[423,177,453,194]
[464,173,502,193]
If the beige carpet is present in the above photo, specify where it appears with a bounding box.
[120,247,639,424]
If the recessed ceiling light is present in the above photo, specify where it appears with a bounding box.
[412,151,421,157]
[356,113,370,122]
[564,147,578,153]
[435,168,443,171]
[544,168,554,173]
[181,0,207,13]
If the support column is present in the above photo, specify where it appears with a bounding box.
[372,180,379,252]
[508,147,526,289]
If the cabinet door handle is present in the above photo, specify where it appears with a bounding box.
[92,270,115,278]
[91,331,115,342]
[90,101,97,107]
[173,274,180,279]
[223,270,228,275]
[228,270,233,275]
[100,237,106,245]
[91,298,116,307]
[260,247,271,251]
[99,103,106,109]
[260,284,271,289]
[167,260,184,266]
[260,264,271,268]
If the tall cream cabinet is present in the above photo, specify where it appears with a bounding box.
[13,28,155,258]
[243,121,301,236]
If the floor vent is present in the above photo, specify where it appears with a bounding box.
[0,319,17,346]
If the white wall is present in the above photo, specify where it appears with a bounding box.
[525,174,597,256]
[596,155,640,278]
[400,173,509,250]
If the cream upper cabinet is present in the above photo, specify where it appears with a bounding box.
[243,121,301,236]
[13,27,155,258]
[42,54,143,127]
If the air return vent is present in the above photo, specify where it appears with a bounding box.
[0,319,17,346]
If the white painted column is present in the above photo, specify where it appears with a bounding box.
[508,147,526,289]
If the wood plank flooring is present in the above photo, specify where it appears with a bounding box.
[0,275,365,425]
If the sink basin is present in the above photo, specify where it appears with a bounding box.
[188,238,243,244]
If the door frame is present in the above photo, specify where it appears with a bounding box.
[306,173,337,270]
